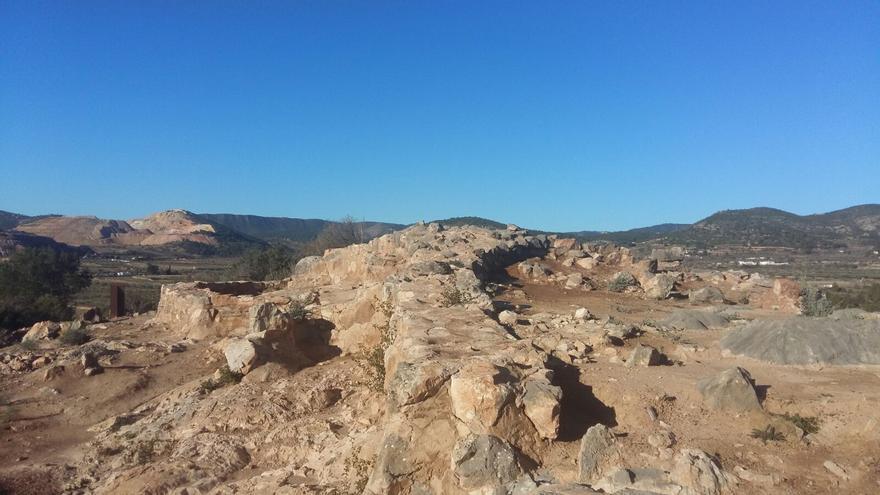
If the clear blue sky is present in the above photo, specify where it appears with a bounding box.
[1,1,877,231]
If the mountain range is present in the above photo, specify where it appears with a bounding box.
[1,204,878,257]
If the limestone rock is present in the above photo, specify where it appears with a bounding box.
[578,424,616,482]
[224,338,260,374]
[574,307,594,321]
[697,367,761,412]
[499,310,520,326]
[689,287,725,304]
[520,371,562,440]
[450,362,514,432]
[643,273,676,300]
[720,316,880,365]
[450,434,522,491]
[625,344,662,367]
[23,321,61,342]
[670,449,733,495]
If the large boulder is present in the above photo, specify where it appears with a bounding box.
[671,449,734,495]
[720,317,880,365]
[22,321,62,342]
[224,338,260,374]
[625,344,662,367]
[643,273,676,299]
[659,309,729,331]
[449,362,515,433]
[520,371,563,440]
[697,367,762,412]
[450,434,522,492]
[689,287,725,304]
[651,246,685,262]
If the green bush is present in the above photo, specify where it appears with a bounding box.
[288,300,310,320]
[826,283,880,312]
[59,327,90,346]
[608,273,636,293]
[228,245,295,281]
[750,425,785,444]
[198,366,243,394]
[800,287,833,317]
[441,285,473,307]
[0,248,91,330]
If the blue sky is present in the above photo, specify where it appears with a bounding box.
[1,1,877,231]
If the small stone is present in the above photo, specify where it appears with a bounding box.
[574,307,594,320]
[498,310,519,326]
[43,365,65,381]
[648,431,676,449]
[625,344,662,367]
[823,460,850,480]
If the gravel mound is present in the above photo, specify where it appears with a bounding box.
[720,317,880,365]
[659,309,730,331]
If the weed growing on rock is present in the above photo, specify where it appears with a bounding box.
[59,327,90,346]
[18,338,37,351]
[344,448,373,494]
[198,366,243,394]
[608,273,636,293]
[441,285,473,307]
[750,425,785,444]
[775,412,820,434]
[288,300,311,320]
[362,297,397,392]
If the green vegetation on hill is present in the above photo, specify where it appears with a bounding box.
[201,213,403,245]
[567,223,690,245]
[0,248,91,330]
[432,217,508,230]
[0,210,29,231]
[661,205,880,250]
[227,245,296,281]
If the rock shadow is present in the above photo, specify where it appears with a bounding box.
[262,318,341,373]
[547,356,617,441]
[292,318,341,365]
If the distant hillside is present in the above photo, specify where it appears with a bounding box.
[432,216,509,230]
[13,210,263,255]
[201,213,403,243]
[0,230,91,257]
[0,210,29,231]
[662,205,880,249]
[567,223,691,244]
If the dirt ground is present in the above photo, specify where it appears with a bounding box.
[1,265,879,494]
[0,315,217,493]
[496,268,880,495]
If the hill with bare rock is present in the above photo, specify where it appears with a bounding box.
[11,210,263,254]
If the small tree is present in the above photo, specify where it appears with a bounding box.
[303,216,367,255]
[800,287,833,317]
[228,245,295,281]
[0,248,91,330]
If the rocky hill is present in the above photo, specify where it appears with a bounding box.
[3,223,878,493]
[12,210,263,254]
